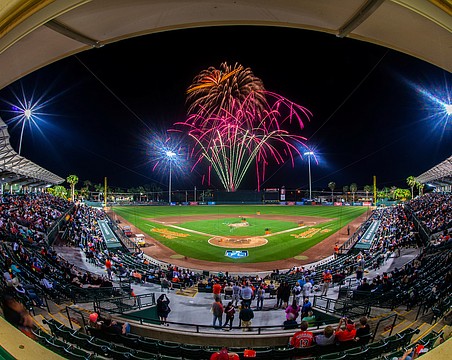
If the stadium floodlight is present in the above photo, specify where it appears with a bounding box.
[166,150,177,204]
[445,103,452,115]
[304,151,314,201]
[18,107,32,156]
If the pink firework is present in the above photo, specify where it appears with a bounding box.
[173,62,312,191]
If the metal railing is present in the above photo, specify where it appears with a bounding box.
[371,312,398,342]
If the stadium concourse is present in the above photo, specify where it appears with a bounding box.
[54,242,421,330]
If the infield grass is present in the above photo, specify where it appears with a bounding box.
[111,205,368,263]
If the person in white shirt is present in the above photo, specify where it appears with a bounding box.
[303,278,313,299]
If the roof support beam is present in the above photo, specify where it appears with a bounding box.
[337,0,385,38]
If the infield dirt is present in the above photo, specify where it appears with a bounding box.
[107,210,369,273]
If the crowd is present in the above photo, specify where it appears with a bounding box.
[0,190,451,359]
[407,193,452,234]
[289,316,371,349]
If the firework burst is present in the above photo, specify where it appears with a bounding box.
[174,62,313,191]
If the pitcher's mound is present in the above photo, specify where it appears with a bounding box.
[208,236,268,248]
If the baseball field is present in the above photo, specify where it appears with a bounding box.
[111,205,368,264]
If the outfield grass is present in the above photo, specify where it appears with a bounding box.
[111,205,368,263]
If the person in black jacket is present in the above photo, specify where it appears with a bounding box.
[239,303,254,331]
[157,293,171,326]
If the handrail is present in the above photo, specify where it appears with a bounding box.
[66,305,88,330]
[371,312,398,342]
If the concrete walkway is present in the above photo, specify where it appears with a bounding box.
[54,245,419,333]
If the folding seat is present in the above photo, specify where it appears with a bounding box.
[126,350,159,359]
[64,345,94,360]
[271,346,295,359]
[364,340,387,360]
[158,341,182,358]
[180,344,207,360]
[344,346,368,360]
[137,338,159,354]
[317,351,347,360]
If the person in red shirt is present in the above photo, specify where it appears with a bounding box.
[210,347,239,360]
[289,320,315,348]
[335,317,357,343]
[321,270,333,296]
[105,258,112,280]
[212,281,222,300]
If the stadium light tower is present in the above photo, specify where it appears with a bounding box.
[18,107,32,156]
[304,151,314,201]
[166,150,176,204]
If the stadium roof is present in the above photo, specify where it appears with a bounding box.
[0,0,451,91]
[0,116,64,188]
[416,155,452,187]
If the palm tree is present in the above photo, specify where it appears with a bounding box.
[364,185,372,200]
[94,183,104,201]
[342,185,349,202]
[406,176,416,199]
[328,182,336,202]
[66,175,79,202]
[350,183,358,202]
[80,186,89,200]
[83,179,92,191]
[416,182,424,196]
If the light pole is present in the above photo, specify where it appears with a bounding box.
[166,150,176,204]
[18,108,32,156]
[304,151,314,201]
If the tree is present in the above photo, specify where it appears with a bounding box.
[94,183,104,201]
[364,185,372,200]
[350,183,358,202]
[83,180,93,191]
[393,188,411,200]
[406,176,416,199]
[342,185,349,202]
[48,185,68,199]
[66,175,79,202]
[416,182,424,196]
[80,186,89,200]
[328,181,336,202]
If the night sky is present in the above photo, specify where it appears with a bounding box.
[0,26,450,193]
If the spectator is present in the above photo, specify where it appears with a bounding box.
[256,283,265,310]
[301,297,312,317]
[223,301,235,331]
[292,282,302,305]
[1,294,36,339]
[321,270,332,296]
[156,293,171,326]
[101,314,130,335]
[335,317,356,343]
[302,278,313,299]
[105,257,112,280]
[315,325,336,346]
[275,283,284,309]
[355,316,371,345]
[232,282,241,306]
[88,312,101,329]
[301,311,316,326]
[285,299,300,321]
[210,347,239,360]
[239,302,254,331]
[212,280,222,300]
[281,281,291,309]
[211,295,223,329]
[240,282,253,307]
[289,320,315,348]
